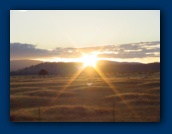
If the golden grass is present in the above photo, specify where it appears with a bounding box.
[10,72,160,122]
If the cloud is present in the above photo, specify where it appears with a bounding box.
[10,43,49,59]
[10,43,81,59]
[96,41,160,58]
[10,41,160,60]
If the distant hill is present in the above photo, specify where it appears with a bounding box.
[10,60,160,76]
[10,59,43,71]
[97,60,160,73]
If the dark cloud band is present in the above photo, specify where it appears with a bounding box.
[10,41,160,60]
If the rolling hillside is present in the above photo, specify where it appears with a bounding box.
[10,59,43,71]
[10,60,160,75]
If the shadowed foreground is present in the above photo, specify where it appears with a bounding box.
[10,72,160,122]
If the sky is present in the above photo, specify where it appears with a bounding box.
[10,10,160,63]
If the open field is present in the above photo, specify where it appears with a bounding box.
[10,71,160,122]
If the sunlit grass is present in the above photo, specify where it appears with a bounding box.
[10,71,160,122]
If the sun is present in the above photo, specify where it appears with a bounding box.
[81,54,98,68]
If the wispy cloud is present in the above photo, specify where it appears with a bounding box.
[10,43,49,59]
[10,43,81,59]
[10,41,160,60]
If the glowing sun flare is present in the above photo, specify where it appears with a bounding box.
[81,54,98,68]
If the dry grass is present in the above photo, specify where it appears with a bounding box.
[10,72,160,122]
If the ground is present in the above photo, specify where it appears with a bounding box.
[10,71,160,122]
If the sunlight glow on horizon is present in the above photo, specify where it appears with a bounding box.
[35,53,99,67]
[34,56,160,64]
[81,54,98,68]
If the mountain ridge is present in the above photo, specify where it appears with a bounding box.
[10,60,160,76]
[10,59,43,71]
